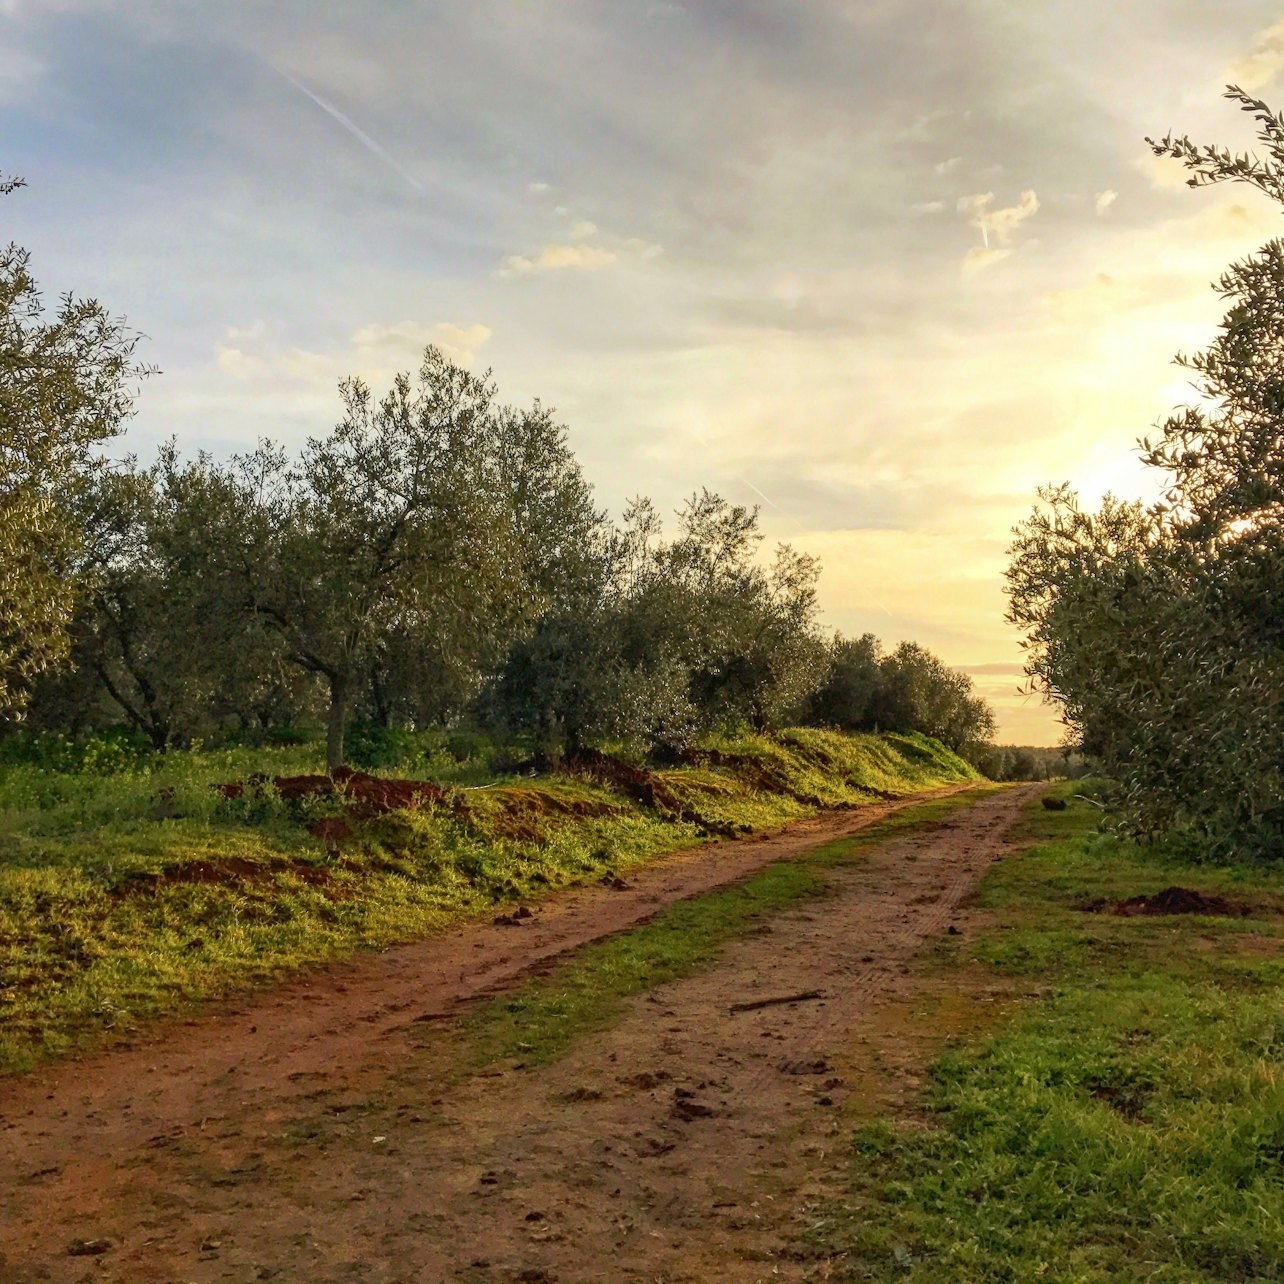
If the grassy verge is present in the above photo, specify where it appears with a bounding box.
[461,785,1000,1070]
[813,783,1284,1282]
[0,728,976,1074]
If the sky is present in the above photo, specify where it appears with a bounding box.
[6,1,1284,743]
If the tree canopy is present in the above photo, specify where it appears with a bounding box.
[1007,86,1284,858]
[0,177,150,717]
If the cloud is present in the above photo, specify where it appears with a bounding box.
[501,244,618,275]
[211,319,493,391]
[215,346,263,378]
[226,319,267,343]
[499,227,662,277]
[934,156,962,174]
[1094,189,1117,215]
[620,236,664,259]
[527,180,550,194]
[351,320,492,365]
[910,200,945,215]
[1135,152,1189,191]
[958,189,1039,246]
[0,41,43,105]
[1228,17,1284,91]
[962,246,1011,274]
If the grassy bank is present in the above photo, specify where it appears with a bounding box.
[815,784,1284,1282]
[0,727,975,1074]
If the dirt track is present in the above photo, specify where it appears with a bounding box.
[0,783,1039,1283]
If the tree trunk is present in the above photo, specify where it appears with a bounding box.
[326,674,348,774]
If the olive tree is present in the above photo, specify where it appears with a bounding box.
[0,177,150,716]
[208,348,522,771]
[1006,86,1284,857]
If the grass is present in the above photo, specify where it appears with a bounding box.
[461,785,1000,1071]
[0,727,976,1074]
[813,782,1284,1283]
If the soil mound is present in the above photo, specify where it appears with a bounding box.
[217,768,446,815]
[481,788,625,843]
[560,749,743,837]
[1110,886,1251,918]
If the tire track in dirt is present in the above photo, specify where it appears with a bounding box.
[0,782,1032,1283]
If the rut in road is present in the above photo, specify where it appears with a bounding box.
[0,783,1038,1283]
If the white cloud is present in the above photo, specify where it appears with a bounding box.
[1094,189,1117,215]
[1229,17,1284,91]
[502,244,618,275]
[962,246,1011,274]
[621,236,664,260]
[225,319,267,343]
[934,156,962,174]
[210,319,493,390]
[0,42,42,105]
[1135,152,1190,192]
[351,320,492,365]
[498,227,662,277]
[910,200,945,216]
[215,346,263,378]
[527,180,551,194]
[958,190,1039,268]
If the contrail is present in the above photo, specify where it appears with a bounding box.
[734,473,780,511]
[274,66,423,192]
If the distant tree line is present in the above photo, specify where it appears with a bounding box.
[1006,88,1284,858]
[972,744,1088,783]
[0,180,996,772]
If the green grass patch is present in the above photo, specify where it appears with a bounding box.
[814,790,1284,1283]
[0,728,975,1075]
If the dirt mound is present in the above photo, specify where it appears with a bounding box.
[560,749,744,837]
[1110,886,1251,918]
[217,768,446,815]
[114,855,341,896]
[679,746,829,807]
[479,788,626,843]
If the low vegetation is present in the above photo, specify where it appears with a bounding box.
[0,726,976,1074]
[814,785,1284,1281]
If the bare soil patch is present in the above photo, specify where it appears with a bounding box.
[0,782,1036,1283]
[1087,886,1256,918]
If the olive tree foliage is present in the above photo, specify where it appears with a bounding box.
[1007,87,1284,858]
[36,452,309,748]
[871,641,996,757]
[0,177,150,717]
[482,491,829,758]
[358,397,604,731]
[807,632,882,730]
[807,632,995,759]
[197,349,524,771]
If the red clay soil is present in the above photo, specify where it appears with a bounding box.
[217,768,447,813]
[0,782,1039,1284]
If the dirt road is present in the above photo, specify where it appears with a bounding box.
[1,783,1039,1283]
